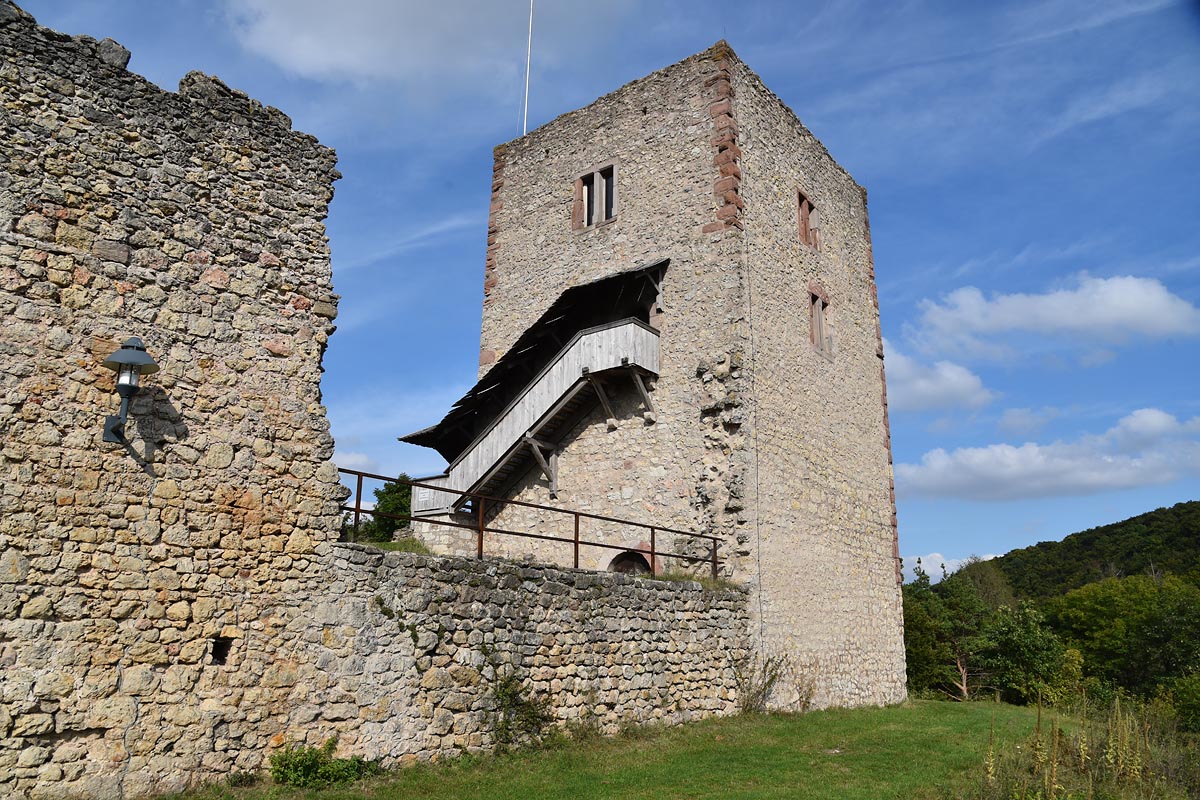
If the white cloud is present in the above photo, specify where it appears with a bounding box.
[1108,407,1200,452]
[909,274,1200,358]
[222,0,637,96]
[997,407,1060,437]
[897,408,1200,501]
[884,338,994,412]
[333,450,380,473]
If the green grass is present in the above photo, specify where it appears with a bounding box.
[166,701,1055,800]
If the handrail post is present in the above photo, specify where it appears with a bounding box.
[650,527,656,575]
[573,513,580,569]
[476,497,485,559]
[353,472,363,541]
[711,540,718,582]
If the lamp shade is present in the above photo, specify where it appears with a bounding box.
[101,337,160,375]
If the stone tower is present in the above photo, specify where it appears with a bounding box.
[406,43,906,707]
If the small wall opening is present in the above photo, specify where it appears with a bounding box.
[210,636,233,665]
[608,551,651,575]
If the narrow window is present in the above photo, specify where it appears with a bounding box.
[798,190,820,250]
[573,165,617,229]
[600,166,615,221]
[581,172,596,227]
[811,293,832,359]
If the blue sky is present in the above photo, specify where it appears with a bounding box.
[24,0,1200,578]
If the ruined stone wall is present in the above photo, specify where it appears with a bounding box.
[477,46,756,583]
[0,4,346,796]
[729,58,906,706]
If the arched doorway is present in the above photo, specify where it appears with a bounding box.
[608,550,651,575]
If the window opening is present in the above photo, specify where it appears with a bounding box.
[601,166,615,221]
[811,293,832,359]
[581,172,596,227]
[210,636,233,665]
[574,165,616,229]
[798,190,820,250]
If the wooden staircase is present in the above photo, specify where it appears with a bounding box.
[411,318,659,516]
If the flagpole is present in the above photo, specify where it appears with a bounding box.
[523,0,533,135]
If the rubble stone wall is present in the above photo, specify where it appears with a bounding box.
[288,546,748,763]
[0,3,347,796]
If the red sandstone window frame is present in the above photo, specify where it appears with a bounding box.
[798,189,821,251]
[573,163,617,230]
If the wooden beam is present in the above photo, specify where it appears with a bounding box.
[586,374,618,431]
[524,434,557,451]
[525,435,557,499]
[631,369,656,423]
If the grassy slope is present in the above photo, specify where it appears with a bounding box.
[171,701,1042,800]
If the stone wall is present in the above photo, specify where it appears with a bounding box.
[283,546,748,763]
[0,3,348,796]
[0,6,754,797]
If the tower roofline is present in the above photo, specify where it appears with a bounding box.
[498,39,864,194]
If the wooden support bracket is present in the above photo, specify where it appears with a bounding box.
[586,374,619,431]
[630,369,656,424]
[525,433,558,498]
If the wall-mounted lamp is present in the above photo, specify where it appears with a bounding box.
[101,337,159,443]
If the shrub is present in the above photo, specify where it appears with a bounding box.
[492,672,552,748]
[1166,674,1200,733]
[268,737,379,787]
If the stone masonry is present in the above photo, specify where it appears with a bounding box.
[0,6,751,797]
[431,42,907,708]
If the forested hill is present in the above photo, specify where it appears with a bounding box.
[983,501,1200,600]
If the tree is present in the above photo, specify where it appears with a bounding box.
[902,560,991,700]
[979,602,1064,704]
[956,556,1015,611]
[936,569,992,700]
[1046,574,1200,696]
[902,564,954,694]
[345,476,412,542]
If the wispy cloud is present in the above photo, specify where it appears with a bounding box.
[327,381,470,478]
[1033,68,1174,146]
[222,0,639,98]
[998,407,1061,438]
[336,213,480,272]
[332,450,381,473]
[897,408,1200,501]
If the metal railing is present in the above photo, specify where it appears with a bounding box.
[338,468,721,580]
